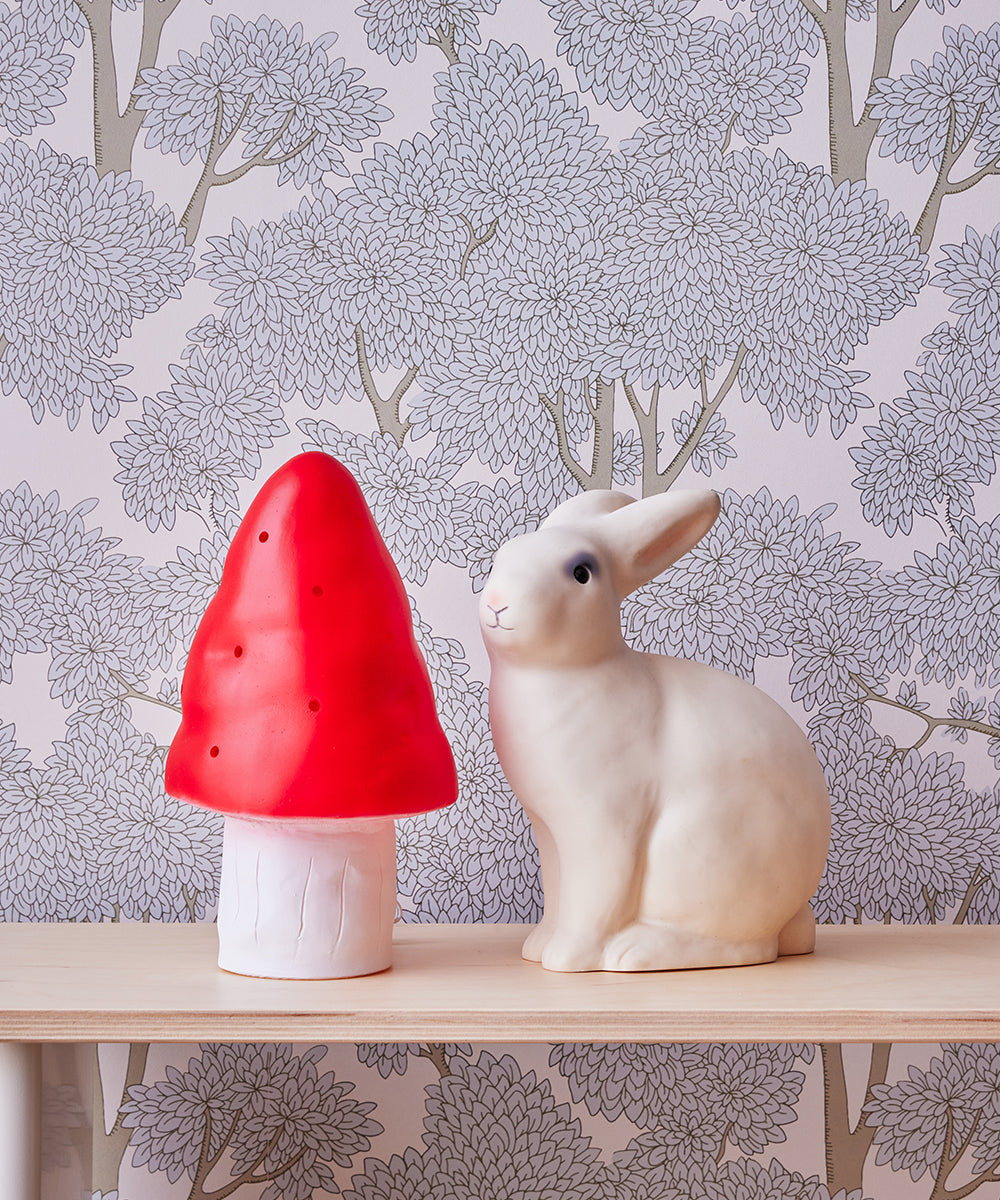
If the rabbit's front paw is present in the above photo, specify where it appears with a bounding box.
[521,922,555,963]
[601,923,674,971]
[540,932,605,973]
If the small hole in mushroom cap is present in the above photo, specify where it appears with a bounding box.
[258,531,269,542]
[312,585,323,596]
[234,645,243,658]
[210,746,219,757]
[308,699,320,712]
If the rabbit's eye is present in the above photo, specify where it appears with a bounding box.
[568,555,598,584]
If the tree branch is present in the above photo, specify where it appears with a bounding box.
[821,1043,850,1189]
[849,673,1000,750]
[864,1044,892,1115]
[657,348,746,492]
[119,0,185,152]
[93,1042,150,1193]
[821,1042,890,1194]
[954,866,986,926]
[417,1043,452,1077]
[195,1125,306,1200]
[589,379,615,487]
[540,381,615,491]
[213,130,317,187]
[72,0,122,175]
[189,1106,221,1199]
[389,365,420,413]
[861,0,922,137]
[538,391,593,490]
[624,380,661,497]
[946,1110,982,1177]
[950,102,986,164]
[181,883,199,923]
[458,215,498,279]
[203,1112,239,1176]
[941,1149,1000,1200]
[795,0,826,26]
[583,378,597,420]
[426,23,459,65]
[110,670,182,714]
[244,1144,310,1189]
[179,93,229,242]
[930,1106,957,1200]
[354,327,413,448]
[912,102,997,247]
[720,113,737,155]
[215,95,253,159]
[947,147,1000,196]
[179,105,313,243]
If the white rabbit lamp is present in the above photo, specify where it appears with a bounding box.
[480,489,831,973]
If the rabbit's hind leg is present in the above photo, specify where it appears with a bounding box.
[777,903,816,956]
[600,922,778,972]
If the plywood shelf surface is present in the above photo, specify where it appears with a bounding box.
[0,922,997,1043]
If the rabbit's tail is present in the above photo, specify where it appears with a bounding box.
[777,903,816,956]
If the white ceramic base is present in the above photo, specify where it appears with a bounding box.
[217,814,396,978]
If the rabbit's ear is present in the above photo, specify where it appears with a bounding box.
[601,489,721,596]
[541,490,635,529]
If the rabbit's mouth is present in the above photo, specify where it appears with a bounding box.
[484,604,512,631]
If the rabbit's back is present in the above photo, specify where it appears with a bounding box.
[638,652,831,939]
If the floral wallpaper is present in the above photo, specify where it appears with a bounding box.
[3,0,1000,1195]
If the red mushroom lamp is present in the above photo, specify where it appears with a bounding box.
[165,452,457,978]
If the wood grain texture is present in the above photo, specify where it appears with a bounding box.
[0,922,997,1042]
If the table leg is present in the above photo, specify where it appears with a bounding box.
[0,1043,41,1200]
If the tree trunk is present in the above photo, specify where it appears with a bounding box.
[821,1042,891,1194]
[92,1042,149,1194]
[589,379,615,491]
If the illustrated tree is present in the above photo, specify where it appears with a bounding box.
[2,1,395,423]
[0,138,192,430]
[539,0,1000,252]
[17,0,394,203]
[349,1040,861,1200]
[347,1048,620,1200]
[868,21,1000,251]
[0,0,73,137]
[119,1043,382,1200]
[114,33,925,524]
[19,0,187,177]
[863,1043,1000,1200]
[133,15,393,242]
[853,221,1000,536]
[781,0,959,185]
[357,0,500,65]
[0,482,224,929]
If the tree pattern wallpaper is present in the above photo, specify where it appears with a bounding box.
[2,0,1000,1194]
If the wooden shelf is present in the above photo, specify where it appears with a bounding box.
[0,922,998,1043]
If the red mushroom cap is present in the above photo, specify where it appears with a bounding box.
[165,452,458,820]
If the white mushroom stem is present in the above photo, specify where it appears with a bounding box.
[217,813,396,979]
